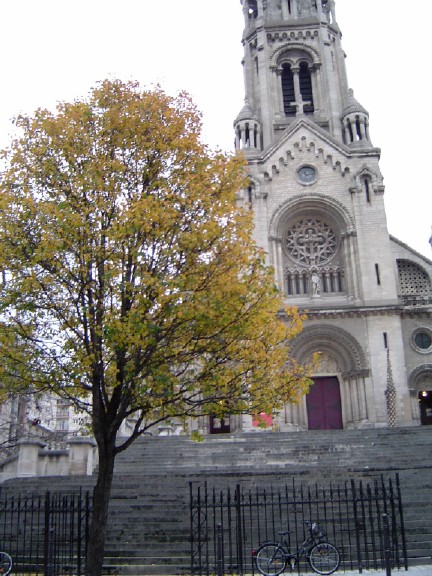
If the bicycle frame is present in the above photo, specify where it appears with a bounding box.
[277,531,319,568]
[255,522,340,576]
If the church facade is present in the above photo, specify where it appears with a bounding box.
[221,0,432,433]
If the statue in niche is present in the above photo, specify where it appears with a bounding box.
[311,270,321,296]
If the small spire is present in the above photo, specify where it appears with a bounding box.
[343,89,368,117]
[234,98,258,124]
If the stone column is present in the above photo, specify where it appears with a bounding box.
[311,64,323,115]
[274,68,285,117]
[235,126,241,150]
[292,67,301,113]
[272,238,284,292]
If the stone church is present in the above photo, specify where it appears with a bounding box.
[2,0,432,446]
[211,0,432,434]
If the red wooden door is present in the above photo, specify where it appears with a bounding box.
[306,377,343,430]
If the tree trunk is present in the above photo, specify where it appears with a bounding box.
[85,442,116,576]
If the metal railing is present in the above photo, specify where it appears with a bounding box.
[0,490,91,575]
[190,474,407,575]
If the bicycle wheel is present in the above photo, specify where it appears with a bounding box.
[255,543,286,576]
[308,542,340,575]
[0,551,12,576]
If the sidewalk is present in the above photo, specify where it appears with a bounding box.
[338,568,431,575]
[340,568,430,575]
[299,566,431,575]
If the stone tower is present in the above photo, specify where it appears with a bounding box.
[228,0,432,432]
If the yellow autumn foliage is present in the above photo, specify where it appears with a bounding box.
[0,78,316,576]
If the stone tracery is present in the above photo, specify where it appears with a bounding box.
[284,218,338,265]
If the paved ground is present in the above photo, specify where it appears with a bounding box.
[341,568,431,575]
[338,569,431,575]
[298,566,431,575]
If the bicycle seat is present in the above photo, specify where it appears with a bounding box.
[277,530,290,536]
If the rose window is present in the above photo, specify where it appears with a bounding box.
[284,218,338,266]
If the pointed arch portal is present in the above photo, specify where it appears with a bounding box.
[289,324,369,430]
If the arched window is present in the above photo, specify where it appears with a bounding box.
[283,218,345,297]
[299,62,314,114]
[397,260,431,304]
[247,0,258,18]
[364,177,371,203]
[282,64,296,116]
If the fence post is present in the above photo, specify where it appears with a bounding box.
[235,484,244,576]
[216,523,224,576]
[351,479,363,574]
[395,474,408,571]
[44,492,54,576]
[383,514,392,576]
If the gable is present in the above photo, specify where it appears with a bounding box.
[255,119,380,183]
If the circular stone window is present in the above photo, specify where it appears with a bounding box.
[284,218,339,265]
[412,328,432,354]
[297,165,318,185]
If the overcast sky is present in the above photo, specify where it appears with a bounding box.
[1,0,431,258]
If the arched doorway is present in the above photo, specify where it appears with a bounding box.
[418,390,432,425]
[306,376,343,430]
[288,325,369,430]
[209,415,231,434]
[409,366,432,425]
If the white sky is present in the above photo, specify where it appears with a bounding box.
[1,0,431,258]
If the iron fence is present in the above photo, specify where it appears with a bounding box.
[0,490,91,575]
[190,474,407,575]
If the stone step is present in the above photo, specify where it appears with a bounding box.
[2,427,432,574]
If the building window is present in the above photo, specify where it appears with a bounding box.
[282,64,296,116]
[364,178,371,203]
[299,62,314,114]
[412,328,432,354]
[283,218,344,297]
[284,218,338,265]
[397,260,431,304]
[248,0,258,18]
[375,263,381,285]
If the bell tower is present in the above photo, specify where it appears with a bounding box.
[235,0,372,151]
[233,0,432,432]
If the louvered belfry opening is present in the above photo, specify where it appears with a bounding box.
[282,63,296,116]
[299,61,314,114]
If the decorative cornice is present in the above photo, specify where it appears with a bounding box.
[295,304,432,320]
[267,29,319,44]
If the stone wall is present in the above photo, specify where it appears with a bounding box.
[0,436,97,482]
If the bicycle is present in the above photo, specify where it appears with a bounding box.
[0,551,12,576]
[254,520,340,576]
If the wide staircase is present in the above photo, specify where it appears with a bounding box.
[1,427,432,574]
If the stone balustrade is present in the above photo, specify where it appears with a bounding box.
[0,436,97,481]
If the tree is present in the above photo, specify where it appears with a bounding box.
[0,79,315,576]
